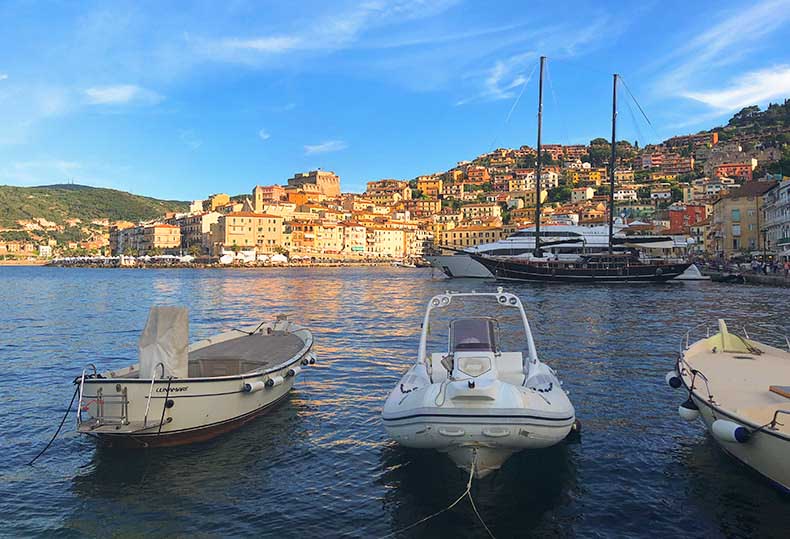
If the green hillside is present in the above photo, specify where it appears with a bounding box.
[0,184,188,228]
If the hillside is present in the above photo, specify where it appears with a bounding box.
[0,184,188,229]
[708,99,790,146]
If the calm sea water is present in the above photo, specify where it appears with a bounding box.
[0,266,788,538]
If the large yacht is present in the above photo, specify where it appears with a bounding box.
[427,223,685,278]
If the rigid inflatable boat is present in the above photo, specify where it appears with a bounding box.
[382,289,575,477]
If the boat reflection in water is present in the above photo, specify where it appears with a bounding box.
[378,441,577,537]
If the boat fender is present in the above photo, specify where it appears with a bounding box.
[244,381,267,393]
[678,397,700,421]
[265,376,285,388]
[711,419,751,443]
[286,366,302,378]
[665,371,682,389]
[655,267,663,276]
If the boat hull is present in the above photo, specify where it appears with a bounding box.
[685,389,790,493]
[472,255,692,283]
[425,254,492,278]
[79,368,299,448]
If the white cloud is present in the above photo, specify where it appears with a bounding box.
[654,0,790,98]
[84,84,163,105]
[258,128,271,141]
[0,73,8,81]
[682,65,790,111]
[304,140,347,155]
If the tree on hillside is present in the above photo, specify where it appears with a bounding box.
[548,186,571,203]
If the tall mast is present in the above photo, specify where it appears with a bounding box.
[533,55,546,258]
[608,73,618,255]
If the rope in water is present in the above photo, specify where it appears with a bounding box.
[28,386,79,466]
[379,451,495,538]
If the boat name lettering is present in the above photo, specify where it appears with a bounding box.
[156,386,188,392]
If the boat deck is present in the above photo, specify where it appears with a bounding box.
[188,332,306,377]
[684,339,790,435]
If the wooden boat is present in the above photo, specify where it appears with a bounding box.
[471,252,691,283]
[76,307,315,448]
[667,320,789,492]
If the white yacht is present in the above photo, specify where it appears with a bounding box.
[667,320,789,492]
[427,223,695,279]
[382,289,576,477]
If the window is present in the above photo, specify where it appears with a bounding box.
[732,239,739,249]
[731,209,740,221]
[732,224,741,236]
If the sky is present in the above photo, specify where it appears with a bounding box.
[0,0,789,200]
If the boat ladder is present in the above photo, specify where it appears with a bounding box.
[76,365,131,428]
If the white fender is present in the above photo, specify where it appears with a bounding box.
[665,371,682,389]
[711,419,751,443]
[243,380,267,393]
[266,375,285,388]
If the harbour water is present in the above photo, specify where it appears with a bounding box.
[1,266,788,537]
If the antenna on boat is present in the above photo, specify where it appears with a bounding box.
[608,73,618,255]
[533,55,546,258]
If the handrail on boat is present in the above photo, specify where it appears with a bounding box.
[681,319,790,353]
[143,362,166,428]
[769,409,790,431]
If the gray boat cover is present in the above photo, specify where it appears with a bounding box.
[138,306,189,379]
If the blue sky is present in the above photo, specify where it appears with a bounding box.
[0,0,789,200]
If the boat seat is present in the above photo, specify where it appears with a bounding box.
[769,386,790,399]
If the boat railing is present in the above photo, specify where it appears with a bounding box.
[143,362,166,427]
[768,409,790,431]
[681,319,790,353]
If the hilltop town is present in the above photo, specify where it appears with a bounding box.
[2,101,789,264]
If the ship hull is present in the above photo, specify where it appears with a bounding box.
[472,255,692,283]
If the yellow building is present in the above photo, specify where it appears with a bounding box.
[440,225,505,248]
[461,202,501,221]
[710,181,776,256]
[417,176,444,198]
[209,193,231,211]
[212,211,283,254]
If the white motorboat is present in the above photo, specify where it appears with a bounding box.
[672,264,710,281]
[667,320,790,492]
[382,289,576,477]
[76,307,315,447]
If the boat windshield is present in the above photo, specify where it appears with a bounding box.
[450,318,497,352]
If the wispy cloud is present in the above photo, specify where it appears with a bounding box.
[179,129,202,150]
[0,73,7,81]
[195,0,460,64]
[258,128,271,141]
[653,0,790,107]
[682,65,790,111]
[304,140,347,155]
[84,84,163,105]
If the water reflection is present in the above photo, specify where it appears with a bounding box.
[377,442,578,538]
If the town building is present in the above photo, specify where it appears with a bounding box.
[210,212,284,255]
[461,202,501,221]
[714,163,753,182]
[761,178,790,258]
[710,181,776,256]
[416,176,443,197]
[287,170,341,197]
[253,185,286,211]
[440,225,505,249]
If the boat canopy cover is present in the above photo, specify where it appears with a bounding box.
[139,306,189,379]
[451,318,497,352]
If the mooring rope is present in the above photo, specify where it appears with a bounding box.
[28,386,79,466]
[380,451,495,538]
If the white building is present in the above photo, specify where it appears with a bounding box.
[762,179,790,258]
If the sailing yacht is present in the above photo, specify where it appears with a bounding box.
[471,63,691,283]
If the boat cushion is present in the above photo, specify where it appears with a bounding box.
[769,386,790,399]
